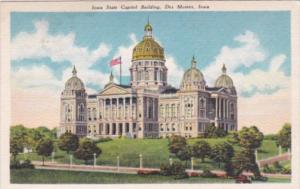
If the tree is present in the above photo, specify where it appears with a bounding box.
[10,137,24,161]
[204,124,227,138]
[233,148,261,178]
[210,142,234,168]
[58,132,79,154]
[74,138,102,164]
[168,135,187,154]
[234,126,264,149]
[192,140,211,162]
[204,125,217,138]
[176,145,192,167]
[36,139,54,166]
[277,123,291,150]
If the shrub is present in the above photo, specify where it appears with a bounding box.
[200,169,217,178]
[137,169,160,175]
[160,161,188,179]
[281,166,291,174]
[10,159,34,169]
[273,161,283,172]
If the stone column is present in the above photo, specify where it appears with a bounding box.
[116,98,119,119]
[223,99,226,119]
[103,99,106,119]
[130,97,132,119]
[218,97,222,119]
[129,123,133,136]
[117,123,120,136]
[227,100,229,119]
[103,123,106,136]
[123,97,126,119]
[110,98,113,119]
[122,123,126,136]
[215,97,218,119]
[109,123,113,136]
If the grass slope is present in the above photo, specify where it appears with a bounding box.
[18,138,283,169]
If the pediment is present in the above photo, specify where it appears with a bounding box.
[99,84,130,95]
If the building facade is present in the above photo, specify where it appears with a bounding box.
[59,22,238,139]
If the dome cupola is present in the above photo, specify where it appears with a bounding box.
[65,66,85,91]
[180,56,206,91]
[132,20,165,61]
[215,64,234,89]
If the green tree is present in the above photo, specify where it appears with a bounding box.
[277,123,291,150]
[168,135,187,154]
[234,126,264,149]
[36,139,54,166]
[233,148,261,178]
[10,137,24,161]
[210,142,234,168]
[74,138,102,164]
[58,132,79,154]
[176,145,192,167]
[192,140,211,162]
[204,125,217,138]
[10,125,28,145]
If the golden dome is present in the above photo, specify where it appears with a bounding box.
[132,22,165,61]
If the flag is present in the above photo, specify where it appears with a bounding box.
[110,57,122,67]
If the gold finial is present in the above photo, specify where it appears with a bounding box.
[191,56,197,68]
[72,65,77,76]
[222,64,227,74]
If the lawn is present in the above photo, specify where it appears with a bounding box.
[18,138,282,169]
[10,169,290,184]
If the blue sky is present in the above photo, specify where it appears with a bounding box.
[11,11,291,132]
[11,12,290,89]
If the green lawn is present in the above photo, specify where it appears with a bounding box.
[10,169,290,184]
[18,138,283,169]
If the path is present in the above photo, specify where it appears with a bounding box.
[31,161,291,179]
[258,152,291,167]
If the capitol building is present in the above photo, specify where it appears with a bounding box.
[59,22,238,139]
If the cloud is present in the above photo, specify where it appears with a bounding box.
[233,54,289,96]
[203,30,288,97]
[202,30,290,132]
[11,20,111,91]
[165,55,184,87]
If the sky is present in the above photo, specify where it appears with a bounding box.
[11,11,291,134]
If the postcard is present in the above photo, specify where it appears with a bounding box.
[0,1,299,189]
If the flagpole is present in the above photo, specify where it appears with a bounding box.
[120,56,122,85]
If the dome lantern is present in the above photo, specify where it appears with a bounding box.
[144,17,152,38]
[222,64,227,74]
[72,65,77,76]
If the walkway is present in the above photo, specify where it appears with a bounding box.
[258,152,291,167]
[32,161,291,179]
